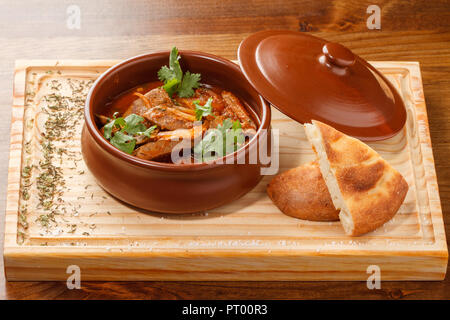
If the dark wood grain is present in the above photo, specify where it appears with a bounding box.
[0,0,449,299]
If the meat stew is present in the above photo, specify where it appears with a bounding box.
[95,48,258,164]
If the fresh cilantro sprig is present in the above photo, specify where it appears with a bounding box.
[193,118,244,162]
[178,71,201,97]
[110,131,136,155]
[157,47,201,98]
[103,113,156,154]
[136,126,158,138]
[194,97,214,120]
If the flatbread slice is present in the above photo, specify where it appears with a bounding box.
[304,120,409,236]
[267,161,339,221]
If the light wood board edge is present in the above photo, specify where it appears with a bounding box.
[372,61,447,252]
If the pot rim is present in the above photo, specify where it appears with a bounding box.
[84,50,271,172]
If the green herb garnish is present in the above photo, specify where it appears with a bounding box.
[103,114,157,154]
[110,131,136,154]
[157,47,201,98]
[178,71,201,97]
[194,118,244,162]
[103,115,124,140]
[121,114,148,135]
[136,124,158,138]
[194,97,213,120]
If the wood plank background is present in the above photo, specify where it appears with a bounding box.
[0,0,449,299]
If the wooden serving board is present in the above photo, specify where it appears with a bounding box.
[4,60,447,281]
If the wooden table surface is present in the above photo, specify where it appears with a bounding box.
[0,0,449,299]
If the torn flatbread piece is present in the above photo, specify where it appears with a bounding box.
[304,120,409,236]
[267,161,339,221]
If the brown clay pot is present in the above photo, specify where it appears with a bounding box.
[81,51,271,214]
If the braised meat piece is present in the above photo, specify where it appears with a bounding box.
[133,140,181,161]
[123,87,173,118]
[134,126,206,161]
[123,98,148,118]
[143,105,195,130]
[145,87,173,106]
[221,91,256,132]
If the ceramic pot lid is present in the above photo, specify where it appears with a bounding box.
[238,30,406,141]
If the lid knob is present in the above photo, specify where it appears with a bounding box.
[322,42,356,68]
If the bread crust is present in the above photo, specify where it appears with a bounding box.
[312,120,409,236]
[267,161,339,221]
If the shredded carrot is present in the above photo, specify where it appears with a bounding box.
[133,92,152,109]
[169,107,196,122]
[174,105,196,115]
